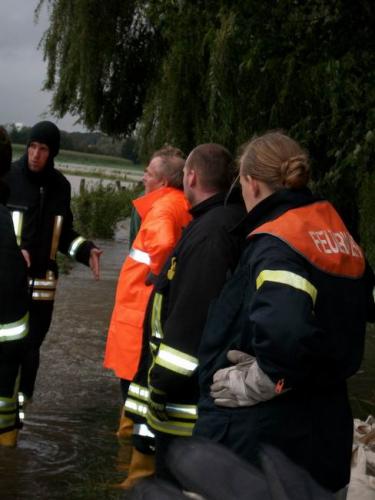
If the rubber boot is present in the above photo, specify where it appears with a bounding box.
[116,411,134,441]
[117,447,155,489]
[115,410,134,471]
[0,429,18,448]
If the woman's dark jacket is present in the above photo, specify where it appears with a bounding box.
[195,188,375,492]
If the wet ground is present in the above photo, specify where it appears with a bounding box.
[0,223,131,500]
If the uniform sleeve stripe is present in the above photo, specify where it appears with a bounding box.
[68,236,86,257]
[256,270,317,305]
[155,344,199,376]
[129,247,151,265]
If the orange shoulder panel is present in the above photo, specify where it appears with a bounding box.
[249,201,365,278]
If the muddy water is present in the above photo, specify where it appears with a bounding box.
[0,225,132,499]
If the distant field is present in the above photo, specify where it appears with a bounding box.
[12,143,144,172]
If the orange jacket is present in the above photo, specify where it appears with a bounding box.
[104,187,191,380]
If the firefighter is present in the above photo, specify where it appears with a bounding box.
[104,146,191,488]
[0,126,29,447]
[129,143,245,482]
[5,120,102,411]
[194,131,375,497]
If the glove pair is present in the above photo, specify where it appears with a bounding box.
[210,350,287,408]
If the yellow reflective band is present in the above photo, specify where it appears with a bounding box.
[128,383,149,402]
[129,247,151,265]
[11,211,23,246]
[151,293,163,339]
[256,270,317,305]
[0,398,17,411]
[0,414,16,429]
[133,423,155,439]
[32,290,55,301]
[150,341,158,352]
[155,344,199,376]
[166,403,197,420]
[147,412,195,437]
[68,236,86,258]
[0,312,29,342]
[30,279,57,289]
[124,398,148,417]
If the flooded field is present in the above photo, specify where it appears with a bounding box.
[64,174,135,196]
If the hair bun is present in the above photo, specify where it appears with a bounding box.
[281,154,309,189]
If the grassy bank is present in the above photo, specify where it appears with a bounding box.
[12,143,144,172]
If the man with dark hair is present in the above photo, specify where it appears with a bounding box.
[5,120,102,411]
[0,127,29,447]
[125,143,246,483]
[104,146,191,486]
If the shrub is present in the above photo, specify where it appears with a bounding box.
[71,182,143,239]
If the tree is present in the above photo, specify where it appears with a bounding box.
[36,0,162,136]
[38,0,375,235]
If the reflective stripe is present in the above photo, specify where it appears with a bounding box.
[256,269,317,305]
[50,216,64,260]
[151,293,163,339]
[147,411,195,437]
[166,403,197,419]
[155,344,198,376]
[11,211,23,246]
[32,290,55,301]
[0,398,17,411]
[68,236,86,258]
[133,423,155,439]
[30,278,57,289]
[0,414,16,429]
[124,398,148,417]
[0,313,29,342]
[129,247,151,265]
[128,383,149,402]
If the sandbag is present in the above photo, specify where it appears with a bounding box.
[347,415,375,500]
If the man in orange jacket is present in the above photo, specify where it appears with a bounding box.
[104,146,191,486]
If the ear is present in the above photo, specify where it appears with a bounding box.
[187,168,197,188]
[247,175,260,198]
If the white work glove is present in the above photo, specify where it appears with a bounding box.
[210,350,287,408]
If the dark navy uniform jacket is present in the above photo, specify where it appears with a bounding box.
[195,188,375,493]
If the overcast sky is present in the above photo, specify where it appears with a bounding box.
[0,0,86,132]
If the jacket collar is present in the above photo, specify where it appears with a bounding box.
[190,191,228,219]
[234,188,321,237]
[133,186,181,220]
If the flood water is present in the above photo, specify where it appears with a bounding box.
[64,175,136,196]
[0,225,132,499]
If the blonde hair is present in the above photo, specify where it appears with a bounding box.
[239,131,310,190]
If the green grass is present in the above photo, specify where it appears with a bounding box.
[12,143,144,172]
